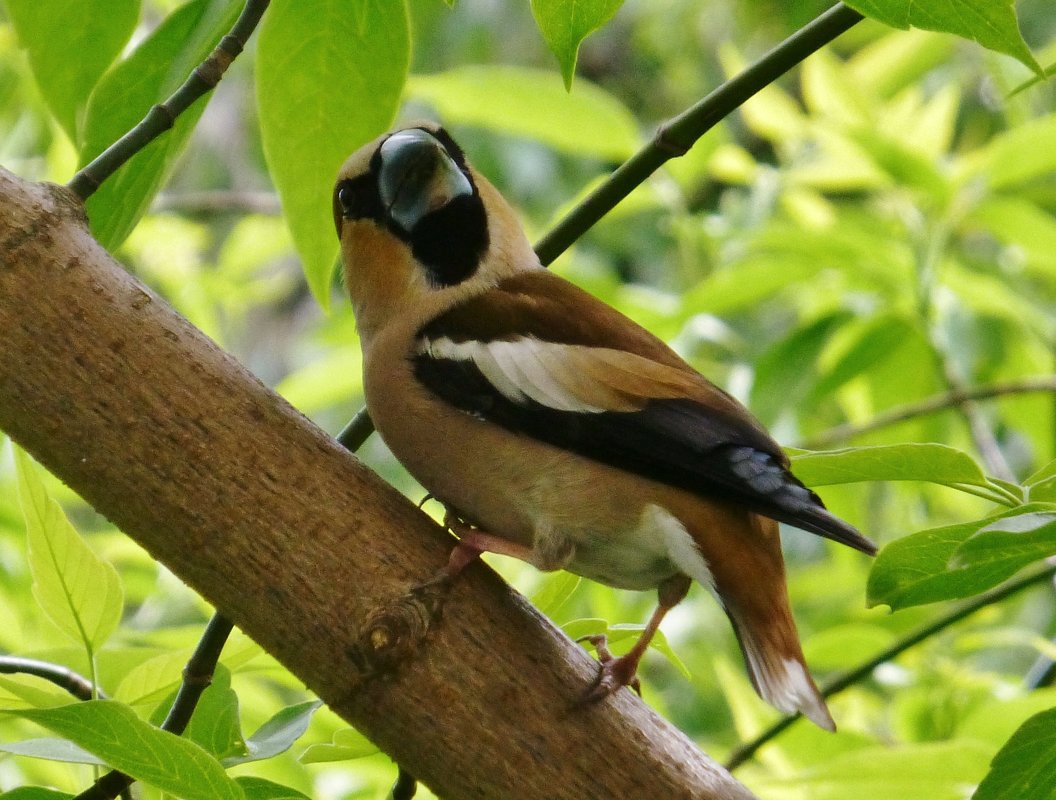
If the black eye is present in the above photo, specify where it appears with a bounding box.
[333,175,383,236]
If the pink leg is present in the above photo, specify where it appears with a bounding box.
[420,509,535,588]
[580,574,691,702]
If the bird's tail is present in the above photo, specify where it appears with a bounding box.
[724,597,834,731]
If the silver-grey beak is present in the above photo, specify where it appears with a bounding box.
[378,129,473,233]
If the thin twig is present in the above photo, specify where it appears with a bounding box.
[73,614,235,800]
[153,190,282,216]
[340,1,865,446]
[68,0,271,200]
[533,2,863,266]
[724,563,1056,771]
[800,377,1056,450]
[0,656,105,702]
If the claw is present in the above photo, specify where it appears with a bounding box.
[577,634,643,702]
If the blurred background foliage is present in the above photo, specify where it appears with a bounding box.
[1,0,1055,798]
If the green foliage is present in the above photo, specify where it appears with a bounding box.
[530,0,624,89]
[256,0,410,306]
[844,0,1043,76]
[0,0,1053,798]
[5,702,244,800]
[973,707,1056,800]
[14,448,123,661]
[2,0,139,139]
[80,0,243,250]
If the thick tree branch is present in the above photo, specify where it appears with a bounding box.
[800,377,1056,449]
[0,170,755,799]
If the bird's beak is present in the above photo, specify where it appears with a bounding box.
[378,129,473,233]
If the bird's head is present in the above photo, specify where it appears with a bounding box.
[334,123,537,337]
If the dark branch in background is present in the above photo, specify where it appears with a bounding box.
[153,190,282,216]
[800,376,1056,450]
[74,615,235,800]
[724,563,1056,771]
[341,1,865,443]
[0,656,105,702]
[67,0,271,201]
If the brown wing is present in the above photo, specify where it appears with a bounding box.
[414,271,875,554]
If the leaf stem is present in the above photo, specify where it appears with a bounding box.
[723,562,1056,771]
[67,0,271,201]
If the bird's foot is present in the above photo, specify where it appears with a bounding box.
[577,634,642,703]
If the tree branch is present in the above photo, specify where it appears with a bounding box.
[67,0,270,200]
[0,170,755,799]
[799,377,1056,450]
[724,563,1056,770]
[0,656,103,702]
[533,2,863,266]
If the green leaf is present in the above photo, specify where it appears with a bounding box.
[750,740,992,800]
[406,65,639,162]
[974,114,1056,191]
[867,504,1054,609]
[5,701,243,800]
[529,0,623,90]
[235,777,312,800]
[951,511,1056,572]
[14,447,123,652]
[973,708,1056,800]
[0,674,79,710]
[4,0,140,139]
[530,571,581,618]
[844,0,1042,76]
[80,0,243,250]
[223,700,322,766]
[790,444,989,489]
[0,789,74,800]
[185,667,245,761]
[1025,459,1056,503]
[0,737,104,765]
[563,619,690,679]
[257,0,409,307]
[300,726,378,764]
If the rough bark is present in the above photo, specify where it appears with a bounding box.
[0,168,757,800]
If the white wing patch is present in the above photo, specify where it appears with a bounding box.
[418,335,700,414]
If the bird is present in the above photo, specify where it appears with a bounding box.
[333,122,877,730]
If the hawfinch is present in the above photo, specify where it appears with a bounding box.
[334,123,876,730]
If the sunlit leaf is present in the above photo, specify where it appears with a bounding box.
[0,789,74,800]
[223,700,321,766]
[235,777,312,800]
[80,0,242,250]
[186,667,245,761]
[970,113,1056,190]
[844,0,1042,76]
[257,0,409,307]
[0,737,104,765]
[300,726,378,764]
[14,447,123,652]
[4,0,139,139]
[790,443,989,489]
[407,65,639,161]
[1025,459,1056,503]
[951,511,1056,573]
[973,708,1056,800]
[5,701,243,800]
[867,504,1054,609]
[529,0,623,90]
[750,740,992,800]
[530,571,582,619]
